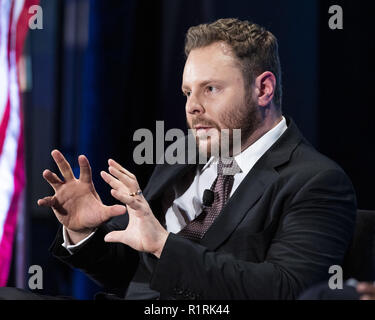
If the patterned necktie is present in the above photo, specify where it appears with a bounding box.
[178,158,241,241]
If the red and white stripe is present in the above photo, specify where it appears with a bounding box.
[0,0,36,286]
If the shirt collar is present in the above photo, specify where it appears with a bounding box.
[201,116,288,175]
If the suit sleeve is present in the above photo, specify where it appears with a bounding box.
[48,169,162,294]
[49,214,139,293]
[149,169,357,299]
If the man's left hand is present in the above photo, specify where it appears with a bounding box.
[100,159,169,258]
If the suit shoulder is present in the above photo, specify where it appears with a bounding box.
[276,140,355,194]
[276,140,357,210]
[288,140,348,176]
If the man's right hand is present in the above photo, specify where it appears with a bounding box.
[37,150,126,244]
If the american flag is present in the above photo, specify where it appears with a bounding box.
[0,0,37,286]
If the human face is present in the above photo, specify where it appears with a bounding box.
[182,42,260,158]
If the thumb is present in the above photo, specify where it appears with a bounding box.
[104,230,126,243]
[37,196,56,208]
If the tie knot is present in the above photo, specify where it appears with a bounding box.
[217,157,241,176]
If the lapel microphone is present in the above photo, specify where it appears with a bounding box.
[202,189,215,207]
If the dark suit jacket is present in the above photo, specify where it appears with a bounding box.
[50,117,357,300]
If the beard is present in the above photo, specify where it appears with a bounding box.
[187,90,261,159]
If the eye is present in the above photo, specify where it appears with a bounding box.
[183,91,191,98]
[206,86,218,94]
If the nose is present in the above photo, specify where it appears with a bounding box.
[186,94,204,115]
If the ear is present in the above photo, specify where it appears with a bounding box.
[254,71,276,107]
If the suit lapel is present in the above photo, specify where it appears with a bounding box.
[200,166,278,250]
[143,163,195,202]
[144,117,304,251]
[200,117,303,250]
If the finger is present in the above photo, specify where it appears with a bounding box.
[37,196,56,207]
[51,149,75,181]
[42,169,63,191]
[78,155,92,183]
[104,230,126,243]
[100,171,124,190]
[111,189,142,210]
[103,204,127,220]
[104,230,135,246]
[108,166,135,188]
[108,159,136,179]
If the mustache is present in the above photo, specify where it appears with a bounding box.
[189,117,220,130]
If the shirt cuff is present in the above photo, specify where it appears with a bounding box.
[61,226,97,255]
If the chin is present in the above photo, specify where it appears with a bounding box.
[197,136,220,160]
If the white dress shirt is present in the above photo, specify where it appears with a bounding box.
[165,116,287,233]
[62,117,287,252]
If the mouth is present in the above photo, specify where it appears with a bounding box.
[194,125,214,132]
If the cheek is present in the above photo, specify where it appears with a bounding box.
[217,93,245,125]
[186,111,193,126]
[185,103,191,116]
[207,94,234,120]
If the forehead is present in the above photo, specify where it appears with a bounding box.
[182,42,242,86]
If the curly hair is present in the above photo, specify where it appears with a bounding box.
[185,18,282,109]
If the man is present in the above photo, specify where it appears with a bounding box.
[1,18,357,300]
